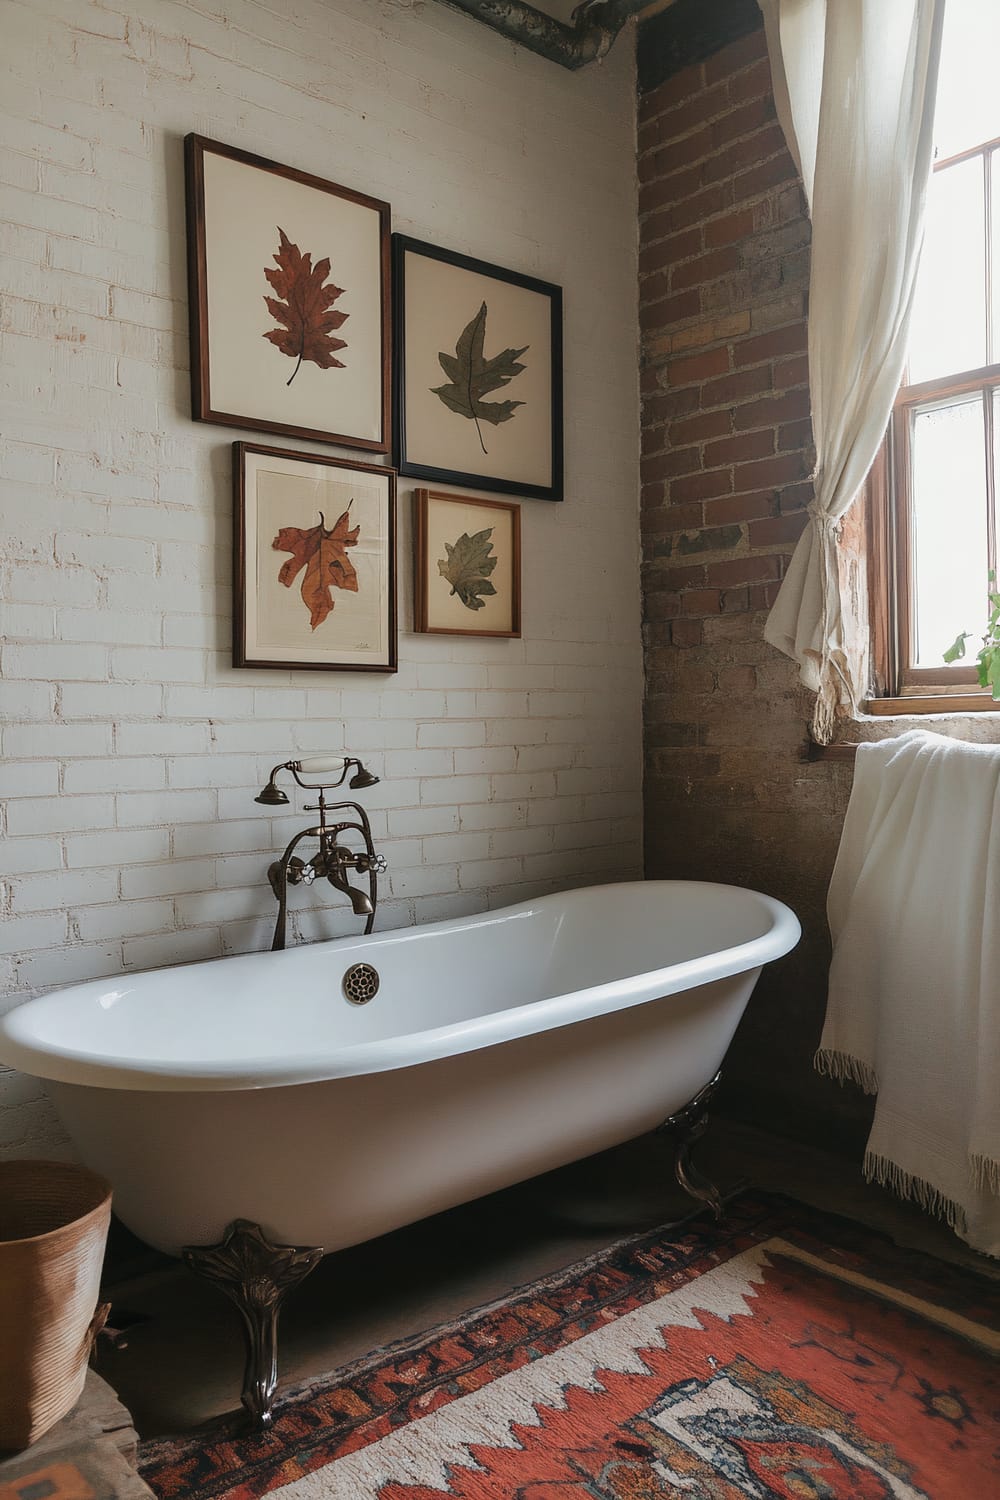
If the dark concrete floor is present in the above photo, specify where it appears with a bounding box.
[100,1117,999,1439]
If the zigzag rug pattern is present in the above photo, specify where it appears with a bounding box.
[139,1195,1000,1500]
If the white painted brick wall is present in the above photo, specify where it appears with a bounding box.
[0,0,643,1156]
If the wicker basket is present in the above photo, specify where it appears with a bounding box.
[0,1160,112,1450]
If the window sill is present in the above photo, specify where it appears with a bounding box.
[805,695,1000,762]
[864,693,1000,715]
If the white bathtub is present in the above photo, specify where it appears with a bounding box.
[0,881,799,1257]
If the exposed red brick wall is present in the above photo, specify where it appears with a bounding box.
[638,24,871,1148]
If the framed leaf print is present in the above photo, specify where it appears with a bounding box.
[186,135,391,452]
[234,443,397,672]
[393,236,563,501]
[414,489,521,638]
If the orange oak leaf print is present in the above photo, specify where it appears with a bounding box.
[273,505,359,630]
[263,227,348,385]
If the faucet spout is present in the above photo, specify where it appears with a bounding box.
[343,882,375,918]
[322,842,377,918]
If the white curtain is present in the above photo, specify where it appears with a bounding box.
[758,0,946,742]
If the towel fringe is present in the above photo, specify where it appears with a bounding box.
[863,1151,969,1235]
[814,1048,879,1094]
[970,1153,1000,1196]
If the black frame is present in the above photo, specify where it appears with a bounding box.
[392,234,563,502]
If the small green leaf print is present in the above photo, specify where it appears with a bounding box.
[438,527,498,611]
[432,303,528,455]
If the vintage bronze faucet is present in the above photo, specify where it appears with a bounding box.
[254,756,386,950]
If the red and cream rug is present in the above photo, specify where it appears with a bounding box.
[139,1194,999,1500]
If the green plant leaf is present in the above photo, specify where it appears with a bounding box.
[986,648,1000,699]
[946,566,1000,689]
[438,527,498,611]
[431,303,528,456]
[943,631,971,663]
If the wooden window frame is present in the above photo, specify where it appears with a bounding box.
[867,136,1000,714]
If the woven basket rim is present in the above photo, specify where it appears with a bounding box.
[0,1159,112,1248]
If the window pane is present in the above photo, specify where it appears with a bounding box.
[933,0,1000,161]
[908,158,986,384]
[994,387,1000,567]
[911,396,988,667]
[992,152,1000,363]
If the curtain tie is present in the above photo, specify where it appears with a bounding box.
[806,501,840,537]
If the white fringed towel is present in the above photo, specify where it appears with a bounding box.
[818,728,1000,1257]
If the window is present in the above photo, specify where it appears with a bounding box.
[870,0,1000,708]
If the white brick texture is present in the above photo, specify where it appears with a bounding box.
[0,0,643,1154]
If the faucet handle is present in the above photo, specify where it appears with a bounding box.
[286,855,317,886]
[355,850,387,876]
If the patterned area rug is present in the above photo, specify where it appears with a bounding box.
[139,1194,1000,1500]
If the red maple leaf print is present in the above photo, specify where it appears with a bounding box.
[272,505,359,630]
[263,227,348,384]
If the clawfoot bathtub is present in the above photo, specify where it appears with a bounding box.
[0,879,799,1426]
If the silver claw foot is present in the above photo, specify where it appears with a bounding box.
[658,1069,724,1219]
[182,1219,323,1429]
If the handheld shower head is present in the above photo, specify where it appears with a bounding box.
[253,753,379,805]
[255,779,290,805]
[348,763,379,790]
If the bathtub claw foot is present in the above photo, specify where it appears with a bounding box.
[659,1069,724,1220]
[182,1219,323,1429]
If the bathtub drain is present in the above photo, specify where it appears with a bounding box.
[343,963,380,1004]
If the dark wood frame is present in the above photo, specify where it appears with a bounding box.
[185,135,392,453]
[867,134,1000,710]
[393,234,563,502]
[867,371,1000,707]
[233,441,397,673]
[413,488,521,638]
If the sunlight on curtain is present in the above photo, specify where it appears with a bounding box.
[757,0,945,742]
